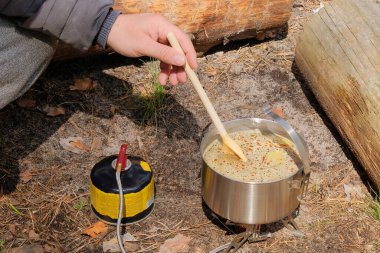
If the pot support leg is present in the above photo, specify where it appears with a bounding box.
[282,216,304,238]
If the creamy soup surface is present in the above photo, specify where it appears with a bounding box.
[203,129,300,182]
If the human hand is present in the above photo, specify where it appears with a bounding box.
[107,13,197,85]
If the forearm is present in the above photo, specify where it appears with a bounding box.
[0,0,117,50]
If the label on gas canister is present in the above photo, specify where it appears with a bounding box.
[90,177,154,219]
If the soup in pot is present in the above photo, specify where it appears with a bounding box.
[203,129,301,182]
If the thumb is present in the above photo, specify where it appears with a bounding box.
[145,41,186,66]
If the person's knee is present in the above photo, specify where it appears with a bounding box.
[0,17,57,109]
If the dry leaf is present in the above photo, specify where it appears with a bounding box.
[59,137,89,154]
[90,136,103,157]
[102,237,120,252]
[44,244,57,252]
[90,137,102,152]
[43,244,54,252]
[102,240,139,253]
[82,221,108,238]
[17,98,36,109]
[10,244,44,253]
[159,234,191,253]
[123,233,137,242]
[5,231,13,241]
[110,105,117,115]
[102,234,138,253]
[20,169,33,183]
[136,136,144,150]
[272,107,285,118]
[137,86,149,98]
[43,106,65,117]
[204,66,217,76]
[8,224,16,235]
[69,139,89,151]
[28,230,40,240]
[70,78,96,91]
[124,242,139,252]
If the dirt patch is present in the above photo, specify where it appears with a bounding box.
[1,0,380,252]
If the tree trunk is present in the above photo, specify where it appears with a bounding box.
[53,0,292,60]
[295,0,380,189]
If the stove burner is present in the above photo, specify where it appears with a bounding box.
[202,201,304,253]
[209,224,271,253]
[209,216,303,253]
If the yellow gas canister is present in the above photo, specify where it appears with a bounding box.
[90,153,155,225]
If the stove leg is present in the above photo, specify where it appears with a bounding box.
[209,224,272,253]
[281,216,304,238]
[246,224,272,243]
[224,231,252,253]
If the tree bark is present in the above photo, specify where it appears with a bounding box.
[295,0,380,189]
[53,0,292,60]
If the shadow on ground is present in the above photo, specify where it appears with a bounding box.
[201,201,301,242]
[0,53,200,195]
[0,29,292,195]
[205,25,289,56]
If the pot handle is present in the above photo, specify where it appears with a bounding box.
[263,104,311,197]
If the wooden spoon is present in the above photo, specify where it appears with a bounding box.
[167,32,247,162]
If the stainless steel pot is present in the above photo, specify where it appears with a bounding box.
[201,112,310,225]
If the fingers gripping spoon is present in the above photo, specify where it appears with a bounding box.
[167,32,247,162]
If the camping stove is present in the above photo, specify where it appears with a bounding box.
[201,105,310,253]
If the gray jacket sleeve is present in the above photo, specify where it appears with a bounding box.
[0,0,116,50]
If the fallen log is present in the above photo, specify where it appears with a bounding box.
[295,0,380,189]
[53,0,292,60]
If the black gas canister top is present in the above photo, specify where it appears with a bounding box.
[91,155,152,194]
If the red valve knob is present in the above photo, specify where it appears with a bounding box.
[116,144,127,171]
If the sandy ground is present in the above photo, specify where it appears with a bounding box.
[1,0,380,252]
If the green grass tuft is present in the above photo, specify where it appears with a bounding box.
[370,196,380,222]
[138,60,168,124]
[8,203,22,216]
[0,239,5,250]
[73,198,87,211]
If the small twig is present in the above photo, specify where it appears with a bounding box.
[28,209,35,231]
[135,243,159,253]
[172,220,184,229]
[68,118,87,136]
[154,220,170,230]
